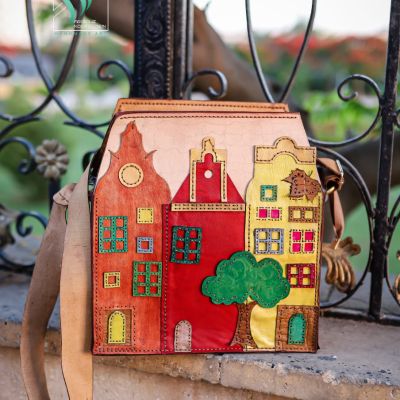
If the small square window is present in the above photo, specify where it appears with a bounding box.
[104,272,120,288]
[260,185,278,202]
[133,261,162,297]
[98,216,128,253]
[137,208,154,224]
[286,264,316,288]
[290,230,316,254]
[254,228,284,255]
[137,237,154,254]
[171,226,202,264]
[256,207,282,221]
[288,207,318,223]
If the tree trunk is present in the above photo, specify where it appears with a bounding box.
[230,302,257,349]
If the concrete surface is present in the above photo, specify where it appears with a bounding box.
[0,272,399,400]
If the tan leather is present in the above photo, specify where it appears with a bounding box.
[317,157,345,241]
[60,167,93,400]
[113,98,289,115]
[97,111,308,196]
[21,184,76,400]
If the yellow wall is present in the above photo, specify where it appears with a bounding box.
[245,140,322,349]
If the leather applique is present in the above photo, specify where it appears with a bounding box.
[275,305,318,352]
[107,310,128,344]
[98,216,128,253]
[260,185,277,202]
[133,261,162,297]
[254,228,284,255]
[137,208,154,224]
[119,163,143,188]
[289,229,315,254]
[288,206,319,223]
[286,264,316,288]
[202,251,290,349]
[256,207,283,221]
[174,320,192,352]
[170,226,202,264]
[288,314,306,344]
[103,272,121,288]
[282,169,321,202]
[136,236,154,254]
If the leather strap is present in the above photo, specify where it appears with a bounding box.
[21,184,76,400]
[317,157,345,243]
[60,167,93,400]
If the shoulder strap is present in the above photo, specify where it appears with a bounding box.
[60,167,93,399]
[20,167,93,400]
[21,183,76,399]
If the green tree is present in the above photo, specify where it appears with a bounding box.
[202,251,290,349]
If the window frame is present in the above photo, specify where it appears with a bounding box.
[260,185,278,202]
[286,263,316,288]
[254,228,284,255]
[171,226,202,264]
[98,216,128,253]
[132,261,162,297]
[289,229,315,254]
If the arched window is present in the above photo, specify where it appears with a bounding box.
[108,311,126,344]
[288,313,306,345]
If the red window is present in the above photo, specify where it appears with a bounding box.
[257,207,282,220]
[286,264,316,288]
[290,230,315,253]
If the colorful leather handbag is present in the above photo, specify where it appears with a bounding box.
[21,99,344,398]
[91,99,343,354]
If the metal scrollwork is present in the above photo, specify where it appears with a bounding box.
[181,69,228,100]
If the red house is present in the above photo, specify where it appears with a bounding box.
[162,137,245,353]
[92,122,170,354]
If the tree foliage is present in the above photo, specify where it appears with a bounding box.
[202,251,290,308]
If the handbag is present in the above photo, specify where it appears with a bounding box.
[21,99,344,398]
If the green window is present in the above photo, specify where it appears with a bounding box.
[260,185,277,202]
[133,261,162,297]
[171,226,202,264]
[288,313,306,344]
[98,216,128,253]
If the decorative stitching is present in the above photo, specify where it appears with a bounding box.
[288,314,306,344]
[171,203,245,211]
[98,216,128,253]
[136,236,154,254]
[103,272,121,288]
[283,169,321,202]
[288,206,319,223]
[119,115,298,120]
[255,137,316,164]
[171,226,202,264]
[137,208,154,224]
[108,311,126,344]
[289,229,316,254]
[286,264,316,288]
[254,228,284,255]
[117,100,287,112]
[256,207,282,221]
[133,261,162,297]
[275,305,318,352]
[260,185,278,202]
[118,163,143,187]
[174,320,192,352]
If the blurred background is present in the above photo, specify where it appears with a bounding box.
[0,0,398,282]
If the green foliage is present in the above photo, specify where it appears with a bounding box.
[202,251,290,308]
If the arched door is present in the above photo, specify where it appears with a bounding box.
[174,320,192,352]
[288,313,306,345]
[108,311,126,344]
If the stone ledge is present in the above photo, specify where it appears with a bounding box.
[1,273,399,400]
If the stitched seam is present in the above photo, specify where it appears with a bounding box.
[117,101,287,112]
[119,115,297,120]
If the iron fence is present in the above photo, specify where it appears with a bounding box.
[0,0,399,324]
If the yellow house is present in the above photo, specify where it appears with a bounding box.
[245,137,322,352]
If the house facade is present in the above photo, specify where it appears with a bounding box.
[92,122,171,353]
[162,137,246,353]
[245,137,322,351]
